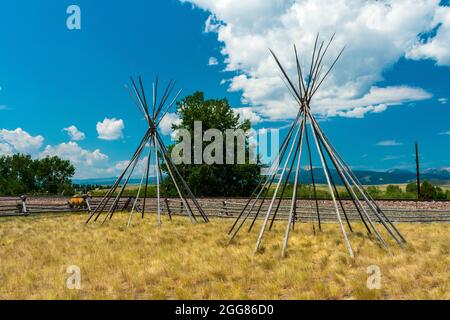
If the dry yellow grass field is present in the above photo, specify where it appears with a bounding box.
[0,213,448,299]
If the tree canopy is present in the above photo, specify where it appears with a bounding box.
[420,180,447,200]
[0,154,75,196]
[162,91,262,197]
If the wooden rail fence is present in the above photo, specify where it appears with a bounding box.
[1,196,449,223]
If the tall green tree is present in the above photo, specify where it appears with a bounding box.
[0,154,75,195]
[35,156,75,194]
[385,185,403,198]
[406,182,418,193]
[420,180,447,200]
[162,91,261,197]
[0,154,36,195]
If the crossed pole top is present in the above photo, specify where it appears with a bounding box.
[270,33,345,115]
[125,75,182,134]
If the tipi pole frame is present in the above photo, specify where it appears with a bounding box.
[156,148,171,220]
[87,75,207,226]
[154,136,196,224]
[133,77,178,224]
[316,132,353,233]
[130,78,151,126]
[309,116,395,248]
[316,129,372,235]
[254,111,304,253]
[86,130,150,223]
[227,110,302,238]
[304,34,320,98]
[304,124,321,231]
[308,117,384,233]
[102,138,147,223]
[156,133,209,222]
[156,89,183,127]
[310,115,404,245]
[281,117,306,257]
[106,134,150,220]
[329,140,406,243]
[154,134,162,226]
[140,138,152,219]
[228,179,275,243]
[128,77,187,223]
[314,126,372,235]
[127,150,148,227]
[307,110,354,258]
[247,110,304,233]
[230,33,405,256]
[152,76,158,119]
[268,115,306,231]
[228,107,304,236]
[156,131,207,222]
[229,99,305,242]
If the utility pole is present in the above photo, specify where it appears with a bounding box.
[415,142,421,200]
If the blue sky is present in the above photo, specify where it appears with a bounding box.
[0,0,449,178]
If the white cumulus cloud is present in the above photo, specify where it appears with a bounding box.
[406,5,450,66]
[159,112,182,139]
[40,141,110,178]
[181,0,446,120]
[40,142,108,166]
[0,128,44,155]
[63,125,85,141]
[96,117,124,141]
[0,127,116,179]
[233,107,262,123]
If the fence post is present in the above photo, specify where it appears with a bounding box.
[164,198,172,220]
[84,195,92,213]
[20,195,29,215]
[222,200,229,216]
[122,196,132,211]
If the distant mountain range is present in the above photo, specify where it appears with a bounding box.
[72,177,157,186]
[72,167,450,186]
[288,167,450,185]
